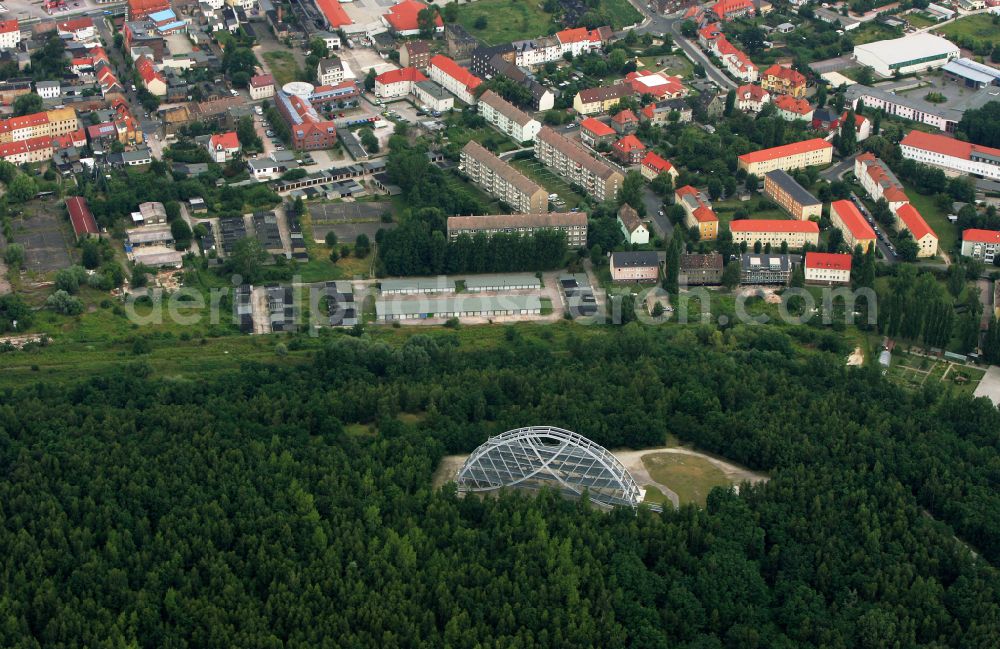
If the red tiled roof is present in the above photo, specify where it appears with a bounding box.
[805,251,851,272]
[0,135,51,160]
[136,56,163,85]
[675,185,699,199]
[698,23,722,40]
[0,19,19,34]
[250,74,274,88]
[556,27,606,44]
[738,138,832,164]
[384,0,441,32]
[128,0,169,18]
[712,0,754,18]
[774,94,812,115]
[580,117,614,137]
[210,132,240,150]
[66,196,98,237]
[896,203,935,242]
[901,129,1000,162]
[764,64,806,87]
[641,151,673,174]
[376,66,427,85]
[963,229,1000,244]
[738,84,768,101]
[57,17,94,32]
[692,205,718,223]
[858,154,908,203]
[626,70,685,97]
[831,200,875,240]
[729,219,819,233]
[612,109,637,124]
[614,135,645,152]
[315,0,353,28]
[429,55,480,91]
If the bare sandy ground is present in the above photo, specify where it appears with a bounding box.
[432,446,769,509]
[847,346,864,366]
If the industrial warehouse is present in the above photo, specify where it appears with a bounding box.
[375,295,543,320]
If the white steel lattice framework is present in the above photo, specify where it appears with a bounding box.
[456,426,644,509]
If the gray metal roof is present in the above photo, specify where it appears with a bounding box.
[765,169,821,207]
[376,295,541,317]
[463,273,540,289]
[380,277,455,293]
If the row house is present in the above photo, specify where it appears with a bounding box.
[675,185,719,241]
[711,0,755,21]
[0,136,53,164]
[136,55,167,96]
[730,219,820,248]
[640,99,692,125]
[713,36,758,83]
[737,138,833,175]
[854,152,909,212]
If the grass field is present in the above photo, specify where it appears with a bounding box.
[904,11,937,29]
[455,0,557,45]
[600,0,642,28]
[262,51,302,87]
[510,158,587,209]
[642,453,732,507]
[900,181,957,254]
[940,14,1000,49]
[886,352,985,395]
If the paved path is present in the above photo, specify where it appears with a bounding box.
[973,365,1000,406]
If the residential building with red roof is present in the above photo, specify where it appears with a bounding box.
[207,132,241,162]
[374,66,428,98]
[613,134,646,165]
[249,74,275,100]
[0,19,20,50]
[427,55,480,104]
[894,203,938,257]
[900,130,1000,181]
[804,252,852,284]
[127,0,170,21]
[736,84,769,112]
[66,196,99,239]
[56,17,96,41]
[0,135,53,164]
[711,0,755,21]
[315,0,353,28]
[761,64,807,98]
[53,128,87,150]
[711,36,758,82]
[729,219,820,248]
[961,229,1000,263]
[774,94,813,122]
[830,199,876,252]
[275,89,338,151]
[839,110,871,141]
[625,70,686,100]
[555,26,610,56]
[580,117,616,147]
[640,151,677,182]
[136,56,166,96]
[675,185,719,240]
[382,0,441,36]
[698,22,722,48]
[611,109,639,134]
[737,138,833,175]
[854,153,909,211]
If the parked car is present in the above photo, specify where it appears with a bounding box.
[265,130,274,137]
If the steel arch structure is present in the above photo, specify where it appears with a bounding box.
[456,426,644,509]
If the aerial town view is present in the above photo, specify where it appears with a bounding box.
[3,0,1000,642]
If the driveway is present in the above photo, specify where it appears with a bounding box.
[642,187,672,239]
[821,155,857,182]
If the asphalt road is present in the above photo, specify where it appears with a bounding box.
[849,191,897,265]
[820,154,857,182]
[642,187,673,239]
[628,2,737,91]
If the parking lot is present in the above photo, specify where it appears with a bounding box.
[309,201,394,243]
[1,0,104,21]
[4,203,74,274]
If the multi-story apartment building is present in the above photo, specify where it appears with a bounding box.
[845,85,961,133]
[711,0,755,21]
[675,185,719,241]
[0,136,53,164]
[730,219,820,248]
[535,126,623,202]
[894,203,938,257]
[512,26,610,67]
[737,138,833,175]
[804,252,851,284]
[640,151,677,181]
[830,199,876,252]
[0,19,19,50]
[447,212,587,247]
[740,254,794,285]
[961,229,1000,263]
[763,169,821,220]
[572,84,633,115]
[712,36,758,82]
[610,251,660,282]
[317,58,348,86]
[736,84,770,112]
[428,55,481,104]
[460,141,548,214]
[399,40,430,70]
[900,130,1000,181]
[580,117,616,148]
[854,152,909,212]
[249,74,275,100]
[477,90,541,143]
[774,95,813,122]
[761,64,807,97]
[374,67,427,98]
[0,107,78,144]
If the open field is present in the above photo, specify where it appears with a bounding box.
[262,51,302,87]
[600,0,642,28]
[641,453,732,507]
[455,0,557,46]
[939,14,1000,49]
[904,11,937,29]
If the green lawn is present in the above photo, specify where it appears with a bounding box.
[940,14,1000,49]
[886,352,985,395]
[455,0,558,45]
[899,181,957,255]
[262,51,302,87]
[510,158,587,209]
[904,11,937,29]
[642,453,732,507]
[600,0,642,29]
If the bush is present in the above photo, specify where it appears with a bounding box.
[46,290,84,315]
[54,266,87,294]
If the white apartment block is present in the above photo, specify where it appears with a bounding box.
[477,90,541,144]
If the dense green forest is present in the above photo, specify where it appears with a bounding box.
[2,325,1000,647]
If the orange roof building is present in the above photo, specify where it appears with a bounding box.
[315,0,353,28]
[854,152,909,207]
[729,219,819,248]
[804,252,852,284]
[761,64,807,98]
[127,0,170,21]
[900,130,1000,182]
[640,151,677,181]
[383,0,441,35]
[612,134,646,165]
[894,203,938,257]
[675,185,719,240]
[830,200,876,252]
[737,138,833,175]
[580,117,615,146]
